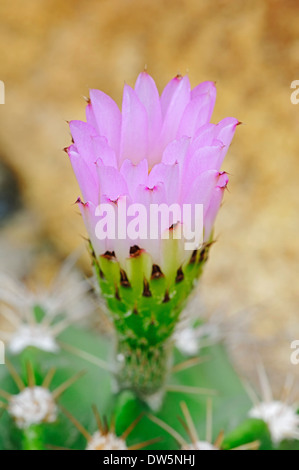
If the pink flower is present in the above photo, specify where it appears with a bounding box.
[67,73,238,278]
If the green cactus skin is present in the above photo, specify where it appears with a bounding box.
[21,425,45,451]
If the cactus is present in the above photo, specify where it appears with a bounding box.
[0,72,298,451]
[0,305,298,450]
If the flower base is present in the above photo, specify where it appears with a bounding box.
[92,243,211,400]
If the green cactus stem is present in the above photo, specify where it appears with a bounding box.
[92,242,211,399]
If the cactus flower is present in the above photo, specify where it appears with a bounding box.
[67,72,238,399]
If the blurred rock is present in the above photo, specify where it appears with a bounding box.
[0,159,20,224]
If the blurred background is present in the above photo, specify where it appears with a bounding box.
[0,0,298,386]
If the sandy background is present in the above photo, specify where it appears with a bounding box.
[0,0,298,387]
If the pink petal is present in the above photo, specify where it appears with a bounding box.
[135,182,167,207]
[112,195,134,265]
[161,137,190,191]
[97,194,131,259]
[77,199,106,257]
[67,145,99,203]
[160,75,191,148]
[135,72,162,151]
[161,75,186,115]
[96,160,129,202]
[69,121,97,165]
[92,136,117,168]
[162,137,190,166]
[177,90,216,139]
[85,101,98,131]
[148,162,180,205]
[120,158,148,200]
[183,144,224,185]
[191,80,216,100]
[190,124,216,151]
[133,183,167,264]
[204,174,228,241]
[89,89,121,158]
[120,84,149,165]
[182,169,220,211]
[213,117,239,169]
[214,117,239,148]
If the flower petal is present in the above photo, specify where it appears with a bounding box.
[92,136,118,168]
[214,117,239,148]
[148,162,180,206]
[113,195,134,265]
[85,101,98,131]
[177,84,216,139]
[97,194,133,262]
[161,75,187,115]
[160,75,191,148]
[183,144,224,187]
[69,120,97,165]
[133,183,167,264]
[135,72,162,165]
[67,145,98,203]
[135,182,167,208]
[162,137,190,191]
[77,199,106,257]
[182,169,220,211]
[89,89,122,158]
[213,117,239,169]
[204,173,229,241]
[120,158,148,200]
[120,84,149,165]
[162,137,190,166]
[191,80,216,100]
[190,124,216,150]
[96,160,129,201]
